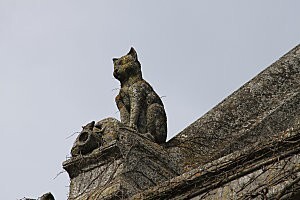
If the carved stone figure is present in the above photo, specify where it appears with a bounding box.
[40,192,55,200]
[71,118,121,156]
[113,47,167,144]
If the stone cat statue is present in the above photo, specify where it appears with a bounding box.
[113,47,167,144]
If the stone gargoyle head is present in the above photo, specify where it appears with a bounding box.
[71,118,121,157]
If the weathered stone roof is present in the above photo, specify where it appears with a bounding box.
[132,125,300,199]
[166,44,300,171]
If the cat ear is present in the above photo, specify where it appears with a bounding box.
[127,47,138,60]
[113,58,118,63]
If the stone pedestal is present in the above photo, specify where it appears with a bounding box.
[63,127,180,200]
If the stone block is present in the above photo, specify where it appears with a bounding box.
[63,127,180,199]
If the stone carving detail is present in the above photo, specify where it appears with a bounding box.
[113,47,167,144]
[63,127,180,199]
[40,192,55,200]
[71,118,121,157]
[63,47,174,199]
[24,192,55,200]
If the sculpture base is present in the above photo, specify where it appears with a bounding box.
[63,127,180,200]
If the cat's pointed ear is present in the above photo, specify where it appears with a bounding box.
[113,58,118,64]
[127,47,138,60]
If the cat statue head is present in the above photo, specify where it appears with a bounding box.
[113,47,142,85]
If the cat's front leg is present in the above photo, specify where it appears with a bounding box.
[115,94,129,125]
[129,86,142,131]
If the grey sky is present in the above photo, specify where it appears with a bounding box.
[0,1,299,199]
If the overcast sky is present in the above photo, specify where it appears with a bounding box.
[0,1,299,199]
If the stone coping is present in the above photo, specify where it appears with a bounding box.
[166,44,300,168]
[132,127,300,199]
[63,141,121,179]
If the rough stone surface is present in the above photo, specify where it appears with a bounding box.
[63,127,180,200]
[132,125,300,199]
[40,192,55,200]
[166,45,300,171]
[62,45,300,199]
[113,47,167,144]
[71,118,121,157]
[23,192,55,200]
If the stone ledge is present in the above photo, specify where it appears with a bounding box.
[63,141,121,179]
[63,127,180,199]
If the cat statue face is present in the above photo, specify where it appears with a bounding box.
[113,47,142,84]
